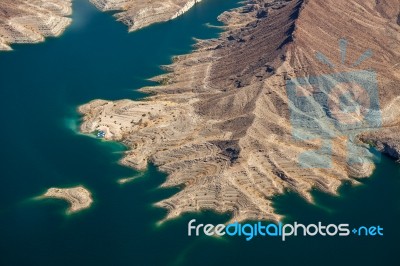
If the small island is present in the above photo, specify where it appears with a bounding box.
[42,186,93,214]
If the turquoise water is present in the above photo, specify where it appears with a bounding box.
[0,0,399,265]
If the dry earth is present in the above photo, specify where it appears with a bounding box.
[42,186,93,213]
[90,0,202,31]
[0,0,72,50]
[81,0,400,222]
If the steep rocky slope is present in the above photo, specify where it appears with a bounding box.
[80,0,400,222]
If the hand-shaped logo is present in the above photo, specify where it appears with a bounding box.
[286,39,381,168]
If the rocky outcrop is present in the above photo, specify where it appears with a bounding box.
[80,0,400,222]
[42,186,93,213]
[0,0,72,50]
[90,0,202,32]
[361,129,400,161]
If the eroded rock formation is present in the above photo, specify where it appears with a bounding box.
[80,0,400,222]
[90,0,202,31]
[42,186,93,213]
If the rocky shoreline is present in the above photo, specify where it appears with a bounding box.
[0,0,72,50]
[0,0,201,51]
[89,0,202,32]
[361,130,400,161]
[80,0,400,222]
[42,186,93,214]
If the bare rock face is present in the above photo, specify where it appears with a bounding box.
[361,130,400,161]
[79,0,398,222]
[42,186,93,213]
[90,0,202,32]
[0,0,72,50]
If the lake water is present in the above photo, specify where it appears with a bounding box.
[0,0,399,265]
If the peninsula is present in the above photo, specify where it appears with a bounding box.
[79,0,400,222]
[0,0,72,51]
[81,0,400,222]
[42,186,93,214]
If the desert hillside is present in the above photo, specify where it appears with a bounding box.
[79,0,399,222]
